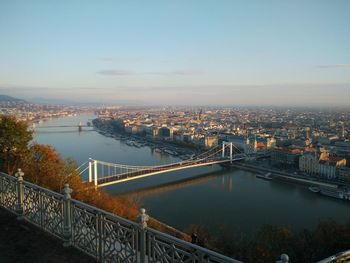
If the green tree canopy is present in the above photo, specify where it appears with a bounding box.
[0,115,33,175]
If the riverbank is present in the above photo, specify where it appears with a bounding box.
[231,162,339,188]
[93,116,350,203]
[92,118,200,160]
[230,162,350,201]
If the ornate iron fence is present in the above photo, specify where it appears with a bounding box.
[0,171,17,210]
[147,228,237,263]
[0,170,242,263]
[23,180,64,238]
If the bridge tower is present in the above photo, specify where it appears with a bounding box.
[222,142,233,163]
[78,122,83,132]
[88,158,98,186]
[88,158,92,182]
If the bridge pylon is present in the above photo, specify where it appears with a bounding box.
[89,158,92,182]
[222,142,233,163]
[88,158,99,186]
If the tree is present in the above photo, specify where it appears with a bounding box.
[0,115,33,175]
[23,144,67,191]
[309,220,350,261]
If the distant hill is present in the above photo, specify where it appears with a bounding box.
[0,95,26,103]
[30,97,75,105]
[30,97,138,106]
[30,97,94,106]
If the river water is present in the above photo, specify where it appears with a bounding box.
[34,113,350,236]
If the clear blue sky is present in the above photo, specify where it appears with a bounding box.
[0,0,349,106]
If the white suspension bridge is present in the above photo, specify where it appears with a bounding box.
[79,142,247,188]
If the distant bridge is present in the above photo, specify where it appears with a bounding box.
[81,142,246,188]
[32,122,91,131]
[36,125,90,128]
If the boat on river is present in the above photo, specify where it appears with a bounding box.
[125,140,135,146]
[319,188,350,201]
[309,186,350,201]
[164,149,178,156]
[256,172,273,180]
[308,186,320,193]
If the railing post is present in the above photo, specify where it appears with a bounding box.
[96,212,104,263]
[15,169,24,219]
[63,184,73,247]
[138,208,149,263]
[276,254,289,263]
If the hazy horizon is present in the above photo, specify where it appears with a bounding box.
[1,1,349,106]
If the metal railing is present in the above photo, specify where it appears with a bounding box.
[0,169,242,263]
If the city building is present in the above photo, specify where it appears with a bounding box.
[271,148,302,167]
[204,135,218,148]
[299,153,319,175]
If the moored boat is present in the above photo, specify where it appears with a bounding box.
[256,172,273,180]
[308,186,320,193]
[309,186,350,201]
[319,188,350,200]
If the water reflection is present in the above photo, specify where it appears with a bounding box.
[150,149,172,163]
[220,175,233,192]
[123,170,224,197]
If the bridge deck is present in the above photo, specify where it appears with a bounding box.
[96,158,244,187]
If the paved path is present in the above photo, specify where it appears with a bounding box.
[0,208,95,263]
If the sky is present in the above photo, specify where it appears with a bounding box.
[0,0,349,106]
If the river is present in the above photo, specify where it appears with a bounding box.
[34,113,350,236]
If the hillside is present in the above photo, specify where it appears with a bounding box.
[0,95,26,103]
